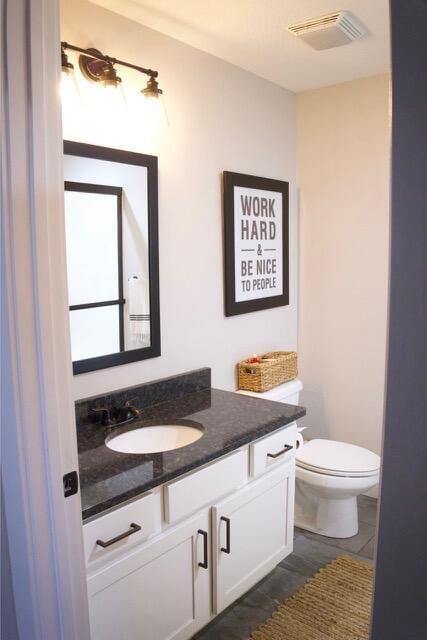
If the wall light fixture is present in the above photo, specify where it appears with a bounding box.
[61,41,164,101]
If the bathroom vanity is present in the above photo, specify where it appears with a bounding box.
[76,369,305,640]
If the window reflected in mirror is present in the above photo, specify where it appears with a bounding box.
[65,184,124,361]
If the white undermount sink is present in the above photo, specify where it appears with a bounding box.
[106,424,204,454]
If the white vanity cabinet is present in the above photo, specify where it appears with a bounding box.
[212,463,295,613]
[85,423,297,640]
[87,511,211,640]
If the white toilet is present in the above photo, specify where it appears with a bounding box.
[239,379,381,539]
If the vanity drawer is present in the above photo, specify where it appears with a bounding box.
[164,449,248,524]
[83,491,162,570]
[250,423,297,478]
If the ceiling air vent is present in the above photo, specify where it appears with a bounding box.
[287,11,367,50]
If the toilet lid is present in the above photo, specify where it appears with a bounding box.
[296,439,380,477]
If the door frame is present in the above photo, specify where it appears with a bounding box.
[1,1,90,638]
[370,1,427,637]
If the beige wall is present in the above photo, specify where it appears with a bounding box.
[61,0,298,400]
[297,75,390,457]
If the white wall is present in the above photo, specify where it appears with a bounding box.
[61,0,298,400]
[297,75,390,457]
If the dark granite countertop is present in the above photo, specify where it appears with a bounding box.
[77,375,305,521]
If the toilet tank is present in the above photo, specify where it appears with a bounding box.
[238,378,303,405]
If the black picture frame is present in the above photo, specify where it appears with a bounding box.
[223,171,289,316]
[64,141,161,374]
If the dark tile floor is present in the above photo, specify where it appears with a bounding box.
[193,496,377,640]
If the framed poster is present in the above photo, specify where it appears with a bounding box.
[223,171,289,316]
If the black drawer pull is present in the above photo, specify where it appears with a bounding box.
[96,522,141,548]
[267,444,294,459]
[198,529,208,569]
[220,516,231,554]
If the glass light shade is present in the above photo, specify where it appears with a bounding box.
[61,68,81,106]
[140,92,169,131]
[101,80,128,109]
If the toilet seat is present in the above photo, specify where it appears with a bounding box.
[296,439,380,478]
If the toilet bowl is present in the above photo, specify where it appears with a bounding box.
[238,379,381,539]
[295,439,380,538]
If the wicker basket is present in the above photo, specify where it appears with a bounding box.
[237,351,298,393]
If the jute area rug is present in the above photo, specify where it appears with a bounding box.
[250,555,373,640]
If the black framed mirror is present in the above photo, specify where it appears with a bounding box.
[63,141,160,374]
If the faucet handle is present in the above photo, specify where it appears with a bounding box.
[89,406,115,426]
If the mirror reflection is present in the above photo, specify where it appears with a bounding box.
[63,142,160,374]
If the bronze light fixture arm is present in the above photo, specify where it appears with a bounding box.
[61,41,159,78]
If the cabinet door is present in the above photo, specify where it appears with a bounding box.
[212,464,295,614]
[88,512,211,640]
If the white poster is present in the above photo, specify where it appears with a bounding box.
[233,186,283,302]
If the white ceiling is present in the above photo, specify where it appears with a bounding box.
[89,0,390,92]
